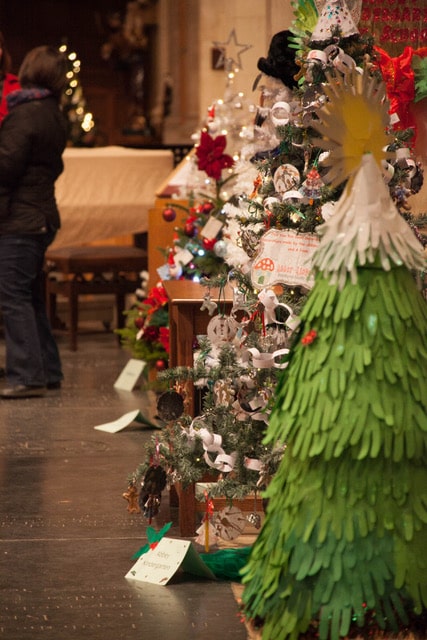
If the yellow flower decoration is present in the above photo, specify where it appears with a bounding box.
[313,69,395,187]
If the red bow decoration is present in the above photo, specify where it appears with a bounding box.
[374,45,427,144]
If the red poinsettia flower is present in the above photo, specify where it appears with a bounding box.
[195,131,234,181]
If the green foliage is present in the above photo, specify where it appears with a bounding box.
[129,337,285,501]
[116,307,167,364]
[241,264,427,639]
[115,283,170,378]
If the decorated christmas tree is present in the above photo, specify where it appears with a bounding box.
[162,0,425,313]
[115,274,170,375]
[124,2,426,540]
[158,44,258,284]
[240,67,427,640]
[59,41,96,146]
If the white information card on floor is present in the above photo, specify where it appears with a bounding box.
[113,358,146,391]
[125,537,216,585]
[93,409,147,433]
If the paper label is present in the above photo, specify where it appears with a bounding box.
[113,358,146,391]
[157,263,171,280]
[174,248,194,266]
[200,217,223,239]
[251,229,319,289]
[359,1,426,51]
[94,409,161,433]
[125,537,216,585]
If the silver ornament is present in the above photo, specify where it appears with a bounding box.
[246,512,261,529]
[214,240,227,257]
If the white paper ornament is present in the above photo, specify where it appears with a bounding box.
[311,0,359,42]
[195,521,218,547]
[270,101,291,127]
[282,189,304,202]
[207,315,237,345]
[213,506,247,540]
[307,49,328,66]
[314,0,362,26]
[273,164,301,194]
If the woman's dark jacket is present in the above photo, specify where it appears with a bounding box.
[0,94,68,235]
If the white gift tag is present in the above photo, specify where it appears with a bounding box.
[200,217,223,239]
[173,248,194,266]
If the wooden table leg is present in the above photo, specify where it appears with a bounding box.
[68,280,78,352]
[174,482,197,537]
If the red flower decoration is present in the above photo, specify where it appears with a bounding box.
[195,131,234,181]
[142,325,160,342]
[144,284,168,311]
[301,329,318,345]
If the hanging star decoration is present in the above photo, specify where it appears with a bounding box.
[212,28,252,70]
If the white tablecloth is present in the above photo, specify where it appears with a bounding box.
[51,146,174,248]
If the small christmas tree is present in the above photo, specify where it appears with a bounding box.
[59,41,96,146]
[116,276,170,377]
[159,49,258,284]
[240,68,427,640]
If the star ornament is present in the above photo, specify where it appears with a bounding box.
[213,29,252,70]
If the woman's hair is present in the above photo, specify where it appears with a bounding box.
[18,45,68,99]
[0,31,13,77]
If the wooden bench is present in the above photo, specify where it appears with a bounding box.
[45,245,148,351]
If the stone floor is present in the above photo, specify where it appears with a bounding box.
[0,324,248,640]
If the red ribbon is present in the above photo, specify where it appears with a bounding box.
[203,491,214,522]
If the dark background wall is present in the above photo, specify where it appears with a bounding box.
[0,1,159,145]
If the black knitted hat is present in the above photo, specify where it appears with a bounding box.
[257,30,299,88]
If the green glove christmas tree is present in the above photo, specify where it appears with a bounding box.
[240,69,427,640]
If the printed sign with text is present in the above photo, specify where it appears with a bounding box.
[251,229,319,290]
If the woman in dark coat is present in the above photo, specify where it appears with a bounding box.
[0,45,68,398]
